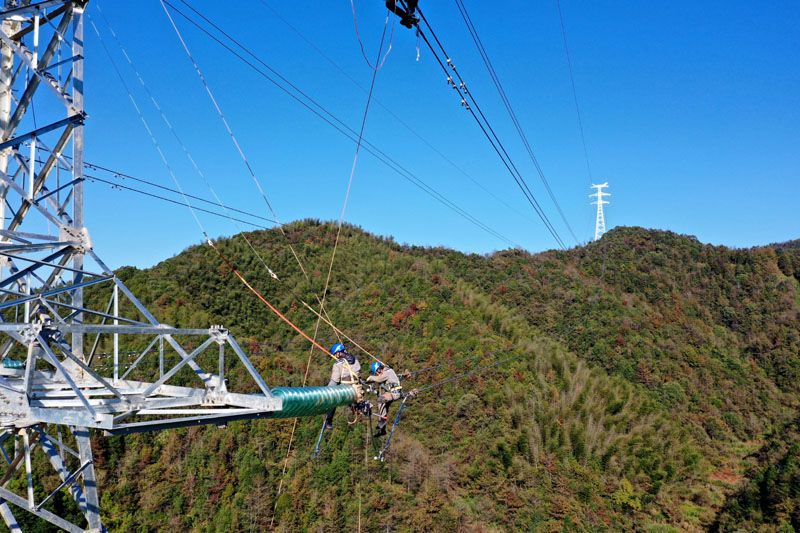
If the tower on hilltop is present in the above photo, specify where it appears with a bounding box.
[590,183,610,241]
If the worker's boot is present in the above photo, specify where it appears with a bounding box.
[373,426,387,438]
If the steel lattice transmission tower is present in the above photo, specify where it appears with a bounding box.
[590,182,610,241]
[0,2,286,531]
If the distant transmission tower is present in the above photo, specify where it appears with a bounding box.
[590,182,610,241]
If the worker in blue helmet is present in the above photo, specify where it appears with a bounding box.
[365,360,402,438]
[323,343,361,429]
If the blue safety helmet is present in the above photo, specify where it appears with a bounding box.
[330,343,346,356]
[370,361,383,375]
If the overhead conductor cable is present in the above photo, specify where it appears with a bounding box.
[409,2,568,249]
[167,0,521,249]
[453,0,579,245]
[160,0,353,346]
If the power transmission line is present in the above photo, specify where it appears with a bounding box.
[160,0,522,249]
[257,0,540,228]
[86,173,272,228]
[556,0,594,186]
[410,4,568,249]
[84,162,275,223]
[452,0,580,246]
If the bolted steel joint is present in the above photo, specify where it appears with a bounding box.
[22,324,43,345]
[59,225,93,253]
[209,324,229,344]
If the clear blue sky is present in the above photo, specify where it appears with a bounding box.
[81,1,800,269]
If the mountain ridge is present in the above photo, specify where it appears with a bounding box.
[11,221,798,532]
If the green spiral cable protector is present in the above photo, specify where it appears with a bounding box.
[265,386,358,418]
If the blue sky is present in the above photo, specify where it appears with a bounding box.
[81,1,799,269]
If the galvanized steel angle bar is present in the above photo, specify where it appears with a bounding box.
[51,341,126,402]
[35,425,82,466]
[0,274,112,310]
[0,376,21,395]
[0,229,63,243]
[0,433,11,467]
[0,19,78,114]
[89,254,160,325]
[31,397,125,410]
[108,396,205,411]
[56,185,72,218]
[73,426,101,530]
[22,430,33,506]
[36,176,81,204]
[106,410,280,436]
[0,114,81,152]
[0,169,63,228]
[0,499,21,533]
[85,290,114,367]
[160,333,212,385]
[135,408,257,416]
[26,407,109,428]
[0,0,67,21]
[35,429,90,516]
[0,243,72,253]
[225,333,274,398]
[22,343,37,400]
[0,246,72,288]
[0,429,39,486]
[119,334,161,381]
[40,52,79,74]
[36,5,72,47]
[35,458,90,511]
[9,150,75,228]
[3,2,74,139]
[45,301,150,328]
[12,125,78,216]
[109,379,209,400]
[35,337,98,419]
[28,125,76,173]
[43,324,208,335]
[140,336,217,397]
[0,486,82,533]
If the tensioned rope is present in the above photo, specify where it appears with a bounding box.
[318,4,392,362]
[207,239,332,358]
[91,8,344,367]
[160,0,351,345]
[258,0,538,228]
[554,0,597,243]
[94,7,343,350]
[298,238,612,463]
[350,0,395,70]
[77,14,340,362]
[95,4,281,282]
[167,0,521,249]
[87,173,270,229]
[87,13,206,236]
[271,9,393,528]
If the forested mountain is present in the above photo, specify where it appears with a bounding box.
[8,221,800,532]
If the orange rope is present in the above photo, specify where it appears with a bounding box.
[207,239,334,360]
